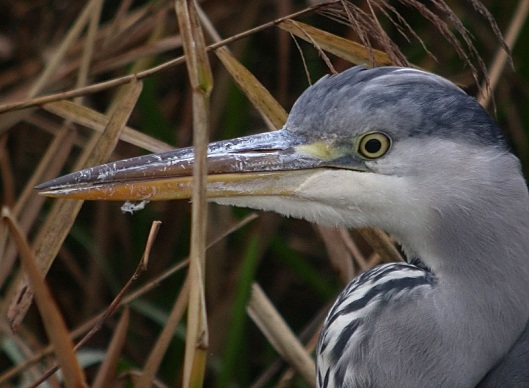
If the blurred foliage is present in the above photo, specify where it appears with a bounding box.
[0,0,528,386]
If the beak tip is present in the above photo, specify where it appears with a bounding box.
[34,182,48,191]
[35,178,67,194]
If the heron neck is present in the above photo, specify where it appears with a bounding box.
[401,164,529,313]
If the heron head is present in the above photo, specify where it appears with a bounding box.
[37,67,515,238]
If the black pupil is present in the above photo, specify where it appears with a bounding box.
[365,138,382,154]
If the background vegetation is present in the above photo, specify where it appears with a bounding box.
[1,0,528,386]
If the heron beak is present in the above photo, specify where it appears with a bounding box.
[36,129,357,201]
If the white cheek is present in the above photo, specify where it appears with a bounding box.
[294,170,435,235]
[295,170,398,217]
[212,168,436,254]
[211,196,351,227]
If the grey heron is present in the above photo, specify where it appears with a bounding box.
[37,66,529,386]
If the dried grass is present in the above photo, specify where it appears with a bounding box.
[0,0,527,386]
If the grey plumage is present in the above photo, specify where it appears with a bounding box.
[303,67,529,387]
[37,66,529,386]
[287,67,506,149]
[478,324,529,386]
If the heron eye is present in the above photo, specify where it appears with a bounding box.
[358,132,391,159]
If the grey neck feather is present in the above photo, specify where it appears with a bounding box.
[392,150,529,383]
